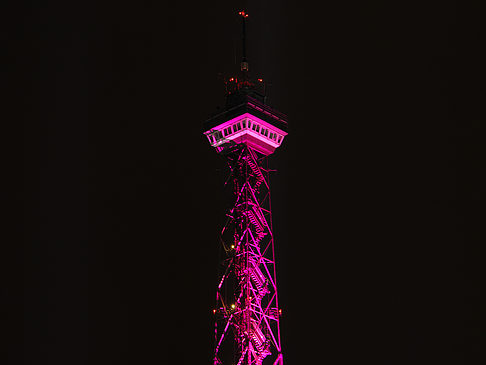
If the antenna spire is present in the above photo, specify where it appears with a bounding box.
[238,11,249,73]
[224,10,266,100]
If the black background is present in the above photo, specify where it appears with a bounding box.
[10,0,485,364]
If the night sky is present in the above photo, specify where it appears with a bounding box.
[15,1,485,364]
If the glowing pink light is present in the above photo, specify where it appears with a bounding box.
[208,144,284,363]
[203,113,287,155]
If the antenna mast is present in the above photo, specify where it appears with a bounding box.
[239,11,249,73]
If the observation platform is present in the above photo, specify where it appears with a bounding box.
[203,93,288,156]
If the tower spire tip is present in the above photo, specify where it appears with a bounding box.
[238,10,249,72]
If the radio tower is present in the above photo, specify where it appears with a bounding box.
[203,11,287,365]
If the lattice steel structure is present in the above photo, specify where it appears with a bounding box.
[203,12,287,364]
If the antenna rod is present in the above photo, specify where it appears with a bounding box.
[238,11,249,72]
[242,13,247,61]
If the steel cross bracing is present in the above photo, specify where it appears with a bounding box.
[213,145,283,365]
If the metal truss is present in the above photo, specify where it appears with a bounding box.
[213,144,283,365]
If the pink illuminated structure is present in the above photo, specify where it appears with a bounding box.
[203,11,287,365]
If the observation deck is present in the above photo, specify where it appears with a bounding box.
[203,91,288,156]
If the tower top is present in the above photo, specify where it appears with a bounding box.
[203,10,288,156]
[224,11,265,107]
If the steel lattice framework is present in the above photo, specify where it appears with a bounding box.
[204,10,287,364]
[212,143,283,365]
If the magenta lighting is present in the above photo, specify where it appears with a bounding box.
[204,112,287,155]
[203,11,287,365]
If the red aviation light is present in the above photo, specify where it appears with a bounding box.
[258,78,263,82]
[238,11,248,18]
